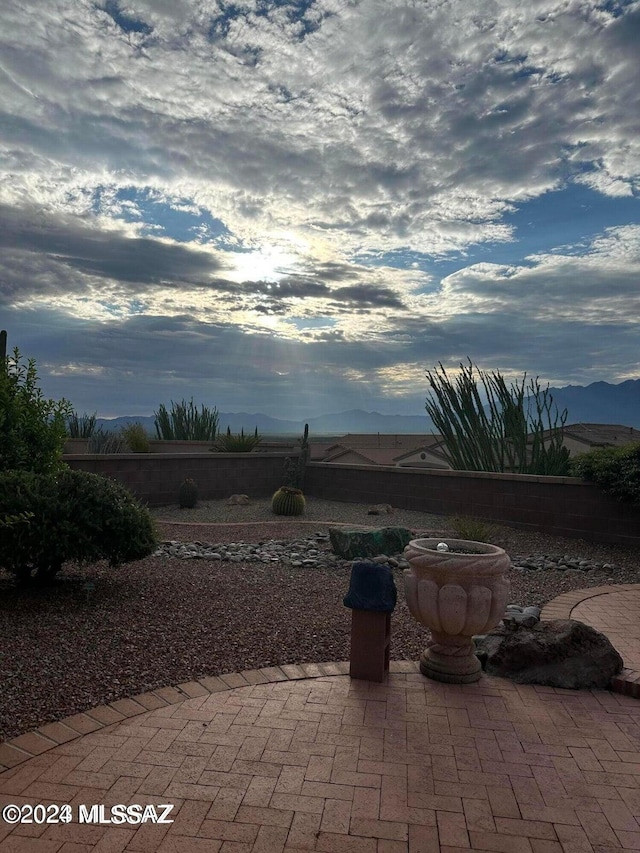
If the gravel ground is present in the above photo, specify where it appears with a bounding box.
[1,497,639,742]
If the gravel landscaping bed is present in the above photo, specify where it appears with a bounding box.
[1,497,639,742]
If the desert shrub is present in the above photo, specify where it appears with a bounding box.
[0,469,158,582]
[88,427,127,454]
[448,515,497,543]
[154,398,219,441]
[65,410,97,438]
[569,442,640,506]
[121,422,151,452]
[0,348,71,474]
[214,427,261,452]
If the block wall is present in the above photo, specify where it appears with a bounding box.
[305,463,640,547]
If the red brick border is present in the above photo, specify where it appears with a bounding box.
[0,661,419,773]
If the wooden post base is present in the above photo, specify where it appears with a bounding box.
[349,610,391,683]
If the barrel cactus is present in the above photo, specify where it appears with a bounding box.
[272,486,305,516]
[178,478,199,508]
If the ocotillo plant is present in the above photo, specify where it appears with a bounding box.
[425,359,569,475]
[65,410,98,438]
[154,398,219,441]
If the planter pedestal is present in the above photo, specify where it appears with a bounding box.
[404,538,510,684]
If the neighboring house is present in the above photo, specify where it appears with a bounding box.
[311,434,450,467]
[322,447,408,466]
[393,443,452,469]
[553,423,640,457]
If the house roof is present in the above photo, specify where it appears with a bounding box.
[560,423,640,447]
[326,433,442,451]
[322,447,404,465]
[395,439,451,468]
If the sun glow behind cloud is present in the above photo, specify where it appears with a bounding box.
[0,0,639,416]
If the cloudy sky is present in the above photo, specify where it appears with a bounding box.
[1,0,639,419]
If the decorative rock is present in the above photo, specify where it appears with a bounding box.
[474,619,623,689]
[511,553,618,573]
[367,504,394,515]
[343,561,397,612]
[329,527,413,560]
[227,494,250,505]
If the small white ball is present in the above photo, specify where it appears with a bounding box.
[436,542,449,552]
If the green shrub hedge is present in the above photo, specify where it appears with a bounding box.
[569,442,640,506]
[0,469,158,582]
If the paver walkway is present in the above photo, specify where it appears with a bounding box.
[542,584,640,697]
[2,660,640,852]
[3,584,640,851]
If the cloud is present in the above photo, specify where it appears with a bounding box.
[0,0,638,415]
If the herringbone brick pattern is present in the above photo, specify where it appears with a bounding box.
[2,666,640,852]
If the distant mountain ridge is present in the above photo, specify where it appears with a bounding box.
[540,379,640,428]
[96,378,640,434]
[95,409,435,435]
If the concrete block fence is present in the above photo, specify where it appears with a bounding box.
[64,452,293,507]
[63,454,640,546]
[304,462,640,547]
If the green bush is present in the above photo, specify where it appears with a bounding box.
[121,422,151,452]
[0,469,158,582]
[0,348,71,474]
[569,442,640,506]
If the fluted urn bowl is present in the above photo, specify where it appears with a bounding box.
[404,538,510,683]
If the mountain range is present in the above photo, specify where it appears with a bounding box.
[96,378,640,434]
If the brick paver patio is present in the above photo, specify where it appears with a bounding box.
[542,583,640,698]
[2,585,640,852]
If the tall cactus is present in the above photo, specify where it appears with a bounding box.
[283,423,310,490]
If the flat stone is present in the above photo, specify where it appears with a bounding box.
[329,527,413,560]
[475,619,624,689]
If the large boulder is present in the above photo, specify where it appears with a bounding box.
[330,526,413,560]
[475,619,623,689]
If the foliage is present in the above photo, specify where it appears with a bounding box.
[447,515,497,543]
[283,423,310,489]
[65,410,97,438]
[0,511,34,529]
[272,486,306,516]
[88,427,127,454]
[0,469,158,583]
[154,398,219,441]
[121,422,151,452]
[0,347,71,474]
[569,442,640,506]
[425,359,570,475]
[215,426,261,452]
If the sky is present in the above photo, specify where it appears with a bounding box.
[1,0,639,420]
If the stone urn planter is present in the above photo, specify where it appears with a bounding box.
[404,538,510,683]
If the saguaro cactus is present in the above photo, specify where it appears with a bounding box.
[283,423,310,489]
